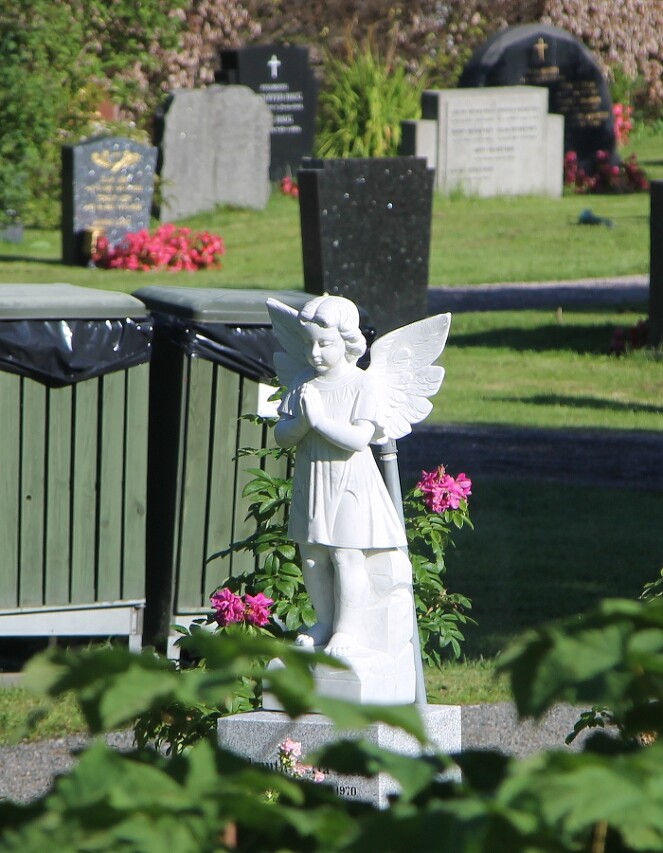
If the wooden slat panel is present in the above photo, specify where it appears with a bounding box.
[19,379,46,606]
[203,365,241,598]
[97,371,125,601]
[122,363,149,600]
[44,385,72,605]
[0,372,20,607]
[176,357,214,611]
[70,380,98,603]
[231,378,263,577]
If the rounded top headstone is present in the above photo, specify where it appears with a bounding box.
[459,23,616,165]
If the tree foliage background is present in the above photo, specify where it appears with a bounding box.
[1,0,661,226]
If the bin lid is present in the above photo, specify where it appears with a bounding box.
[0,283,148,320]
[132,286,310,324]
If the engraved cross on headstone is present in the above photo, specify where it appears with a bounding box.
[267,54,282,79]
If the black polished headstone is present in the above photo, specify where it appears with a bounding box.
[216,44,317,182]
[650,181,663,346]
[459,24,616,166]
[62,136,157,265]
[298,158,434,335]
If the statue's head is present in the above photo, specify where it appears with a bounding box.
[299,295,366,363]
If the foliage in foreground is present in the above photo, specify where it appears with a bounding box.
[3,593,663,850]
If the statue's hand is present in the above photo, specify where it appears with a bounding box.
[301,384,324,428]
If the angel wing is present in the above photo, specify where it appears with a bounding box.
[367,313,451,443]
[266,298,315,389]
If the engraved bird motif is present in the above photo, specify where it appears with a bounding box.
[91,150,142,172]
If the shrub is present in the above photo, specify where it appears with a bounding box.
[0,2,100,226]
[315,36,428,158]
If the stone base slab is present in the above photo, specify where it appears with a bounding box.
[217,704,461,807]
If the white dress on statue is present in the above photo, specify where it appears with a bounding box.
[280,367,406,550]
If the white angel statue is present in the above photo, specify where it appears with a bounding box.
[266,294,450,704]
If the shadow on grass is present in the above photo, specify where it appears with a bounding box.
[444,478,663,659]
[0,254,62,265]
[498,393,663,416]
[450,323,644,354]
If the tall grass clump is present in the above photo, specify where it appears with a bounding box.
[315,34,427,159]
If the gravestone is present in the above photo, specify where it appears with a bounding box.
[218,706,461,808]
[61,136,157,265]
[217,44,317,181]
[458,23,616,166]
[649,181,663,346]
[298,157,434,335]
[155,85,271,221]
[401,86,563,198]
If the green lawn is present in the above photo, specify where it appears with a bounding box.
[439,308,661,432]
[1,124,661,290]
[444,480,663,659]
[0,131,661,719]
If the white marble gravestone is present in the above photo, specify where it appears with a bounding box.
[402,86,563,197]
[218,705,461,807]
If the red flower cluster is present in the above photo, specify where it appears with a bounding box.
[210,588,273,628]
[564,150,648,194]
[280,176,299,198]
[612,103,633,147]
[416,465,472,514]
[92,224,225,271]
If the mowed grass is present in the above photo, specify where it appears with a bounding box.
[437,308,662,431]
[444,479,663,659]
[0,131,661,720]
[1,124,661,290]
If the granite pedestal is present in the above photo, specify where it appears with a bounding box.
[217,704,461,807]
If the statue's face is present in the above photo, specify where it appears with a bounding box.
[303,323,346,375]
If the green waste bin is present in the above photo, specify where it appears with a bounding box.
[133,286,309,653]
[0,283,152,649]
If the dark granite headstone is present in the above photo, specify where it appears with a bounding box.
[61,136,157,265]
[298,158,434,335]
[217,44,317,182]
[650,181,663,346]
[459,24,616,166]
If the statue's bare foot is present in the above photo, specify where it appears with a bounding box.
[325,632,358,658]
[295,621,332,648]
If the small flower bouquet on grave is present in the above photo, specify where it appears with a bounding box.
[92,223,225,271]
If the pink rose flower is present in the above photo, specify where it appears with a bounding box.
[245,592,274,627]
[210,588,245,627]
[417,466,472,514]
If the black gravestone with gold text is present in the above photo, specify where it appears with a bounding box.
[459,23,616,166]
[62,136,157,265]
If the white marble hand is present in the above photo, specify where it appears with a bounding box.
[300,383,324,428]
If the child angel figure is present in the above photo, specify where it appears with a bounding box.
[267,295,450,667]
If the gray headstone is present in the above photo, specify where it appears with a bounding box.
[217,705,461,808]
[156,85,272,221]
[298,157,434,335]
[402,86,563,198]
[61,136,157,265]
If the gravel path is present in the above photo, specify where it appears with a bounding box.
[0,277,655,804]
[0,707,594,804]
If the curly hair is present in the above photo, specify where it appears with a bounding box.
[299,295,367,361]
